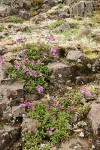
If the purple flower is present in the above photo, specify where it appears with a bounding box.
[47,107,51,112]
[27,102,34,109]
[37,85,44,94]
[21,49,26,53]
[23,56,28,62]
[48,130,53,135]
[43,53,47,58]
[19,103,27,107]
[48,127,55,135]
[2,63,6,71]
[50,47,57,54]
[47,35,55,41]
[20,101,34,109]
[68,107,73,112]
[81,87,91,95]
[23,65,28,73]
[37,42,41,47]
[31,60,35,66]
[50,47,57,58]
[14,61,20,70]
[56,101,59,107]
[29,70,37,77]
[48,99,54,106]
[19,101,27,107]
[37,60,44,65]
[0,57,3,63]
[52,115,56,120]
[39,73,44,77]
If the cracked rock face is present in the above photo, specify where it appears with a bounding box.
[0,125,21,150]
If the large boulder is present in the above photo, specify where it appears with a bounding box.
[88,102,100,135]
[48,62,72,82]
[70,1,85,17]
[67,0,94,17]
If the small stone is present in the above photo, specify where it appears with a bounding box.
[66,50,85,61]
[79,131,84,137]
[22,118,38,134]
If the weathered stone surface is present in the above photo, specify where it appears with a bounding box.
[2,105,25,121]
[0,65,6,81]
[51,138,90,150]
[84,1,94,16]
[0,46,6,55]
[66,50,85,61]
[59,138,90,150]
[19,10,29,19]
[55,22,70,32]
[71,1,85,17]
[69,0,94,17]
[48,62,72,82]
[92,29,100,42]
[92,59,100,72]
[0,101,7,115]
[88,103,100,135]
[0,125,21,150]
[12,106,26,117]
[76,75,95,85]
[2,107,12,121]
[22,118,38,134]
[1,78,23,105]
[47,5,70,18]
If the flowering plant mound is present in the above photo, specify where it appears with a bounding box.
[22,92,90,149]
[7,42,58,94]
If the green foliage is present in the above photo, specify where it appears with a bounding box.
[7,43,52,93]
[34,0,44,5]
[21,26,31,33]
[64,28,79,39]
[49,20,64,29]
[57,3,65,8]
[22,92,90,149]
[0,24,4,32]
[9,16,24,23]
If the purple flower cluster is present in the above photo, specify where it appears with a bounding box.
[48,127,55,135]
[47,35,55,42]
[43,53,47,58]
[37,59,44,65]
[81,87,91,95]
[14,61,20,70]
[20,101,34,109]
[50,47,57,58]
[31,60,35,66]
[23,56,28,62]
[21,49,27,53]
[29,70,37,77]
[23,65,28,73]
[37,85,44,94]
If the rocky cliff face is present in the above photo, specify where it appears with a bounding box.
[0,0,98,17]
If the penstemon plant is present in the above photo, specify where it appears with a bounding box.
[22,92,90,149]
[7,42,58,94]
